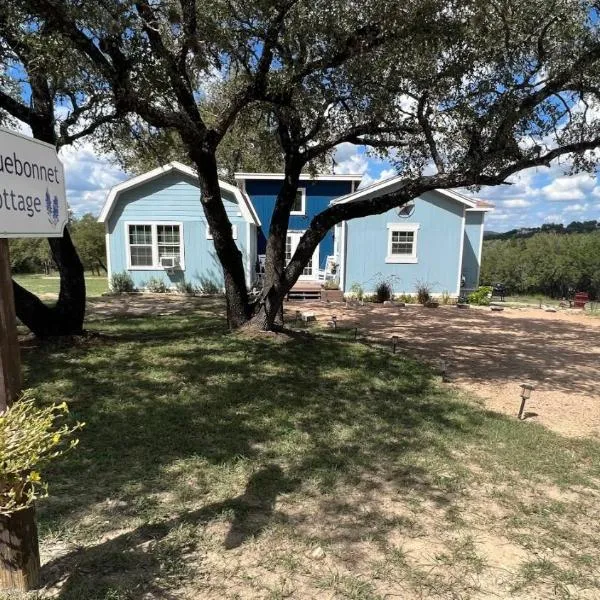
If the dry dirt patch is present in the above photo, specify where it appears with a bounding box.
[288,301,600,438]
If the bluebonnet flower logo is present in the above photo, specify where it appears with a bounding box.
[45,189,60,226]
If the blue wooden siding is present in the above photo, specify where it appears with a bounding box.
[243,179,354,269]
[461,211,484,290]
[343,191,465,295]
[107,173,251,289]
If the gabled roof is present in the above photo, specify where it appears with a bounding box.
[235,172,363,183]
[467,199,495,212]
[98,161,261,226]
[329,174,481,209]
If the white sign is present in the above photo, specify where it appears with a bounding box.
[0,127,68,238]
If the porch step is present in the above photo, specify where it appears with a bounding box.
[287,282,322,301]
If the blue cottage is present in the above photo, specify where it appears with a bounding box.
[100,163,491,297]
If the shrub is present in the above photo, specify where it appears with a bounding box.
[176,280,196,295]
[146,277,169,293]
[375,280,393,303]
[441,290,452,305]
[349,282,364,301]
[397,293,417,304]
[0,392,83,515]
[323,278,340,290]
[415,281,431,305]
[110,271,135,294]
[198,278,222,295]
[468,286,493,305]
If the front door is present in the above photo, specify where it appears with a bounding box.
[286,231,319,280]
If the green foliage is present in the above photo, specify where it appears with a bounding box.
[110,271,135,294]
[481,232,600,299]
[350,282,364,301]
[323,278,340,290]
[146,277,169,293]
[176,280,196,295]
[197,278,222,295]
[397,293,417,304]
[468,286,493,306]
[0,392,83,515]
[416,282,431,305]
[441,291,452,305]
[375,280,393,303]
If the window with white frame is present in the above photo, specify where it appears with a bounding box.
[126,223,184,269]
[386,223,419,263]
[290,188,306,215]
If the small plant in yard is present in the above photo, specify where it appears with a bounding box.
[397,293,417,304]
[350,282,364,301]
[416,281,431,305]
[0,392,83,515]
[176,280,196,295]
[323,278,340,290]
[146,276,169,293]
[375,280,393,303]
[468,286,493,305]
[198,278,223,295]
[441,290,453,305]
[110,271,135,294]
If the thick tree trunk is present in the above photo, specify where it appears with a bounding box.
[0,506,41,592]
[12,229,86,337]
[190,150,251,328]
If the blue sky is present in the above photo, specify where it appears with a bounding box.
[58,138,600,232]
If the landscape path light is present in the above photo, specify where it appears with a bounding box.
[391,335,399,354]
[518,383,535,420]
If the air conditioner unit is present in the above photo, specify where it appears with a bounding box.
[160,256,179,269]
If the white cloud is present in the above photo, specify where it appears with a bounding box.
[562,203,589,213]
[544,213,563,223]
[333,143,368,175]
[502,198,533,208]
[540,173,596,201]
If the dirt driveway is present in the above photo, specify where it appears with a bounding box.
[288,301,600,438]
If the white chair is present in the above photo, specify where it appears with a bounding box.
[318,256,338,281]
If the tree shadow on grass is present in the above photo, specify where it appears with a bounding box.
[18,307,513,597]
[41,464,298,599]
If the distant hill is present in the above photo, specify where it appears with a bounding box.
[484,220,599,240]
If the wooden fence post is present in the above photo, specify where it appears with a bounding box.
[0,239,40,591]
[0,239,21,411]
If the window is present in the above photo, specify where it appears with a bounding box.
[126,223,184,269]
[129,225,153,267]
[157,225,181,264]
[206,224,237,240]
[290,188,306,215]
[386,223,419,263]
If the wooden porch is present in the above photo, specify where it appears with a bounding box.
[286,281,322,301]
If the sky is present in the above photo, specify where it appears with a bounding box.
[58,138,600,232]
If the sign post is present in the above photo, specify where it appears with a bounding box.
[0,126,67,591]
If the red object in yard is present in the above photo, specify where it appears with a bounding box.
[573,292,589,308]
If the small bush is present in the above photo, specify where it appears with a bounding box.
[198,278,222,295]
[0,392,83,515]
[110,271,135,294]
[146,277,169,293]
[176,280,196,295]
[416,281,431,305]
[441,290,453,305]
[397,293,417,304]
[468,286,493,305]
[350,282,364,301]
[323,278,340,290]
[375,280,393,303]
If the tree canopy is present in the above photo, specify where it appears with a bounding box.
[9,0,600,329]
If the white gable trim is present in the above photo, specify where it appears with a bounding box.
[234,172,363,182]
[329,175,477,209]
[98,161,260,226]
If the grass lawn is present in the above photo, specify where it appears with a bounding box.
[12,300,600,599]
[13,273,108,298]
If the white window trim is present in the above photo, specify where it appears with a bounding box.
[385,222,419,264]
[290,188,306,216]
[124,221,185,270]
[206,224,238,240]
